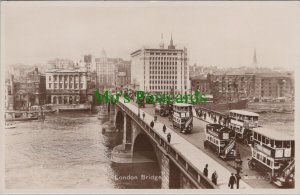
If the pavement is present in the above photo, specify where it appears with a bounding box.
[119,98,252,189]
[130,101,276,189]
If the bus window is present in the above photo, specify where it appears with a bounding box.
[263,157,266,163]
[274,162,279,167]
[254,132,257,140]
[283,141,290,148]
[267,159,271,166]
[216,140,219,145]
[262,136,266,144]
[266,138,270,145]
[253,150,256,158]
[270,140,274,147]
[256,153,260,159]
[258,134,261,142]
[275,141,282,148]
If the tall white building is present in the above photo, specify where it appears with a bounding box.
[130,35,189,94]
[81,54,96,73]
[95,50,116,88]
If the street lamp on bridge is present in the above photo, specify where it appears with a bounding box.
[234,149,243,189]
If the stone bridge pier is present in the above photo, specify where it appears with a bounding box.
[108,102,199,189]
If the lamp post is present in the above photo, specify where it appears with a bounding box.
[138,103,140,118]
[234,149,243,189]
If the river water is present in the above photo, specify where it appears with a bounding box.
[5,112,161,189]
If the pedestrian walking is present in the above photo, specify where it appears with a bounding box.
[204,113,207,120]
[228,173,236,189]
[211,170,218,185]
[142,112,145,120]
[163,124,166,133]
[167,132,171,143]
[203,164,208,177]
[150,120,154,128]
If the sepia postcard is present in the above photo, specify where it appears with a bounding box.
[0,1,299,194]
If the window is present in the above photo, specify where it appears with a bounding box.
[258,134,261,142]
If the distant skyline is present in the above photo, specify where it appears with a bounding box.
[2,1,299,71]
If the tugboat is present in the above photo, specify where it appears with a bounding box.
[5,122,16,129]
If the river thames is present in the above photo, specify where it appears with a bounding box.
[5,112,161,189]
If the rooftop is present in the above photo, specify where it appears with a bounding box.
[230,110,259,117]
[252,125,294,141]
[173,103,193,107]
[46,68,87,73]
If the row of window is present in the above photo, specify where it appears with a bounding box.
[149,56,178,60]
[253,150,276,168]
[49,75,84,81]
[48,83,84,89]
[150,76,177,79]
[149,52,178,56]
[150,66,177,70]
[149,86,178,90]
[150,80,177,84]
[253,132,292,148]
[207,135,220,146]
[150,61,178,65]
[150,71,177,75]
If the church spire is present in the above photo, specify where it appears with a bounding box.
[168,33,175,49]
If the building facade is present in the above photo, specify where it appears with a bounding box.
[190,75,211,95]
[95,50,116,89]
[5,76,14,110]
[130,36,190,94]
[254,73,294,99]
[190,73,255,102]
[208,73,255,102]
[47,58,75,69]
[115,60,131,88]
[190,71,294,102]
[82,54,96,73]
[14,68,46,110]
[46,67,88,104]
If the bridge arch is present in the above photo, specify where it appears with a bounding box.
[133,133,157,161]
[115,110,124,132]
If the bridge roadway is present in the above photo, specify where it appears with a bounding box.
[136,102,276,189]
[118,97,251,189]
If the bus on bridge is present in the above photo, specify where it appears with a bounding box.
[204,123,236,160]
[172,103,193,134]
[229,109,259,144]
[248,126,294,188]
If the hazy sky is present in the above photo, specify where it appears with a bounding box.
[2,1,300,70]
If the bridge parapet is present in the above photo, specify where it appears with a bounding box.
[116,100,218,189]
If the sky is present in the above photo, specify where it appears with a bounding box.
[2,1,300,70]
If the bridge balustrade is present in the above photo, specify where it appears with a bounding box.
[116,101,218,189]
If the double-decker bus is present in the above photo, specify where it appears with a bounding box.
[248,126,294,188]
[204,124,236,160]
[228,110,259,144]
[172,103,193,134]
